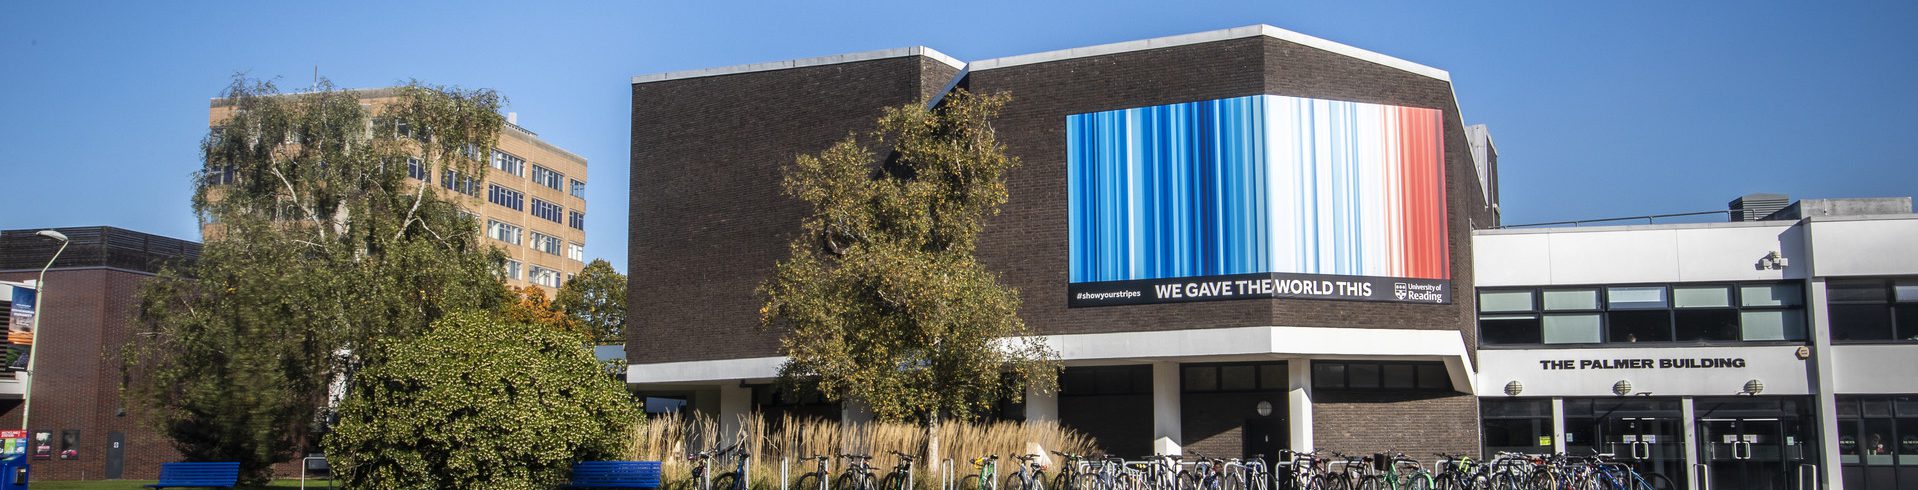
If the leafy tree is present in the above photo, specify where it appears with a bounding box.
[324,311,638,489]
[555,259,627,344]
[506,285,579,334]
[759,91,1057,467]
[127,77,511,484]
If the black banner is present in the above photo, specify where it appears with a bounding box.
[1068,272,1450,307]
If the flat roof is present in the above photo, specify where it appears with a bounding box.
[629,24,1450,86]
[630,46,963,85]
[1475,212,1918,236]
[967,24,1449,81]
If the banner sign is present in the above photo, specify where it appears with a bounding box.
[1066,94,1451,307]
[0,430,23,457]
[1069,272,1449,307]
[8,287,31,343]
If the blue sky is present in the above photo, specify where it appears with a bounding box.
[2,2,1914,271]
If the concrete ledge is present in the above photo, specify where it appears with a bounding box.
[967,24,1450,81]
[631,46,963,85]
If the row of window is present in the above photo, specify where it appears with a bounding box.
[1827,279,1918,341]
[1479,283,1806,346]
[486,220,585,261]
[502,260,572,288]
[488,184,524,211]
[532,198,564,223]
[1312,361,1451,391]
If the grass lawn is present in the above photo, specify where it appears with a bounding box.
[29,479,334,489]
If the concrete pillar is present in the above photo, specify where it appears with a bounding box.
[1682,397,1700,490]
[1550,398,1566,454]
[1806,278,1844,490]
[719,384,753,445]
[1287,360,1313,453]
[1025,382,1059,423]
[842,399,875,426]
[1152,361,1183,455]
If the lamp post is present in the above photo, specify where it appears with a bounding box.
[20,230,69,433]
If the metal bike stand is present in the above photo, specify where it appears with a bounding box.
[299,455,331,490]
[941,459,953,490]
[1692,462,1711,490]
[781,458,789,490]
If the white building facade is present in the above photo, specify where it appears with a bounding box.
[1473,200,1918,490]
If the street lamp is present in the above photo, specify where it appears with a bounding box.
[20,230,69,433]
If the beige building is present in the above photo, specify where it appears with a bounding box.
[206,87,589,294]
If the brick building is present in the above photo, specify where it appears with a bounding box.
[627,25,1500,459]
[0,226,199,480]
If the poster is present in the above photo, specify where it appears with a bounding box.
[0,430,24,457]
[1067,94,1451,307]
[30,431,50,460]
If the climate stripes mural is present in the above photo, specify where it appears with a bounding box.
[1066,94,1450,306]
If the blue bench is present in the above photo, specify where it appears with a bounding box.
[566,460,662,489]
[146,461,240,489]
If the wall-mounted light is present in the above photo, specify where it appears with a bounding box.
[1757,251,1790,270]
[1504,381,1524,396]
[1256,401,1273,417]
[1612,380,1633,396]
[1743,379,1765,395]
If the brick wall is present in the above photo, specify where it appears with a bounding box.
[1181,391,1288,458]
[1311,391,1481,458]
[0,268,183,480]
[627,56,962,364]
[1058,394,1151,457]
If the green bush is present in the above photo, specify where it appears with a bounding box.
[324,311,639,489]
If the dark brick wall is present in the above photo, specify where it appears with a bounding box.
[1181,391,1288,459]
[1059,394,1151,458]
[0,268,182,481]
[627,56,961,364]
[1311,391,1481,458]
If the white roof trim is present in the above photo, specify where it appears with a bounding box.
[631,46,963,85]
[968,24,1449,81]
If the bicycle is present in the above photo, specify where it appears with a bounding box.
[1354,452,1429,490]
[1051,451,1091,490]
[792,454,832,490]
[880,451,916,490]
[689,443,736,490]
[963,455,1001,490]
[711,443,753,490]
[1006,453,1049,490]
[837,453,879,490]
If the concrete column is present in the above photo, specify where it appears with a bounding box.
[1025,382,1059,423]
[1287,360,1314,453]
[1682,397,1700,490]
[1551,397,1566,454]
[1151,361,1183,455]
[842,399,875,426]
[719,384,753,445]
[1806,278,1844,490]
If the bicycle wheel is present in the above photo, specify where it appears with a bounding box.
[1405,472,1434,490]
[793,474,824,490]
[1640,473,1676,490]
[961,475,986,490]
[838,473,873,490]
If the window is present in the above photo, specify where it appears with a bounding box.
[204,165,237,185]
[485,219,521,245]
[1481,399,1553,455]
[1478,282,1806,346]
[1182,362,1287,393]
[570,179,587,199]
[1836,395,1918,488]
[502,259,521,280]
[568,211,585,230]
[406,158,431,183]
[1311,361,1449,392]
[491,149,525,177]
[530,232,562,255]
[567,242,585,262]
[441,169,479,196]
[531,198,564,223]
[1829,278,1918,341]
[529,266,561,288]
[1059,366,1151,396]
[532,165,563,190]
[488,184,524,211]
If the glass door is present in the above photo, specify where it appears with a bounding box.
[1698,418,1810,490]
[1607,417,1686,489]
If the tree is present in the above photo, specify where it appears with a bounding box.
[555,259,627,344]
[324,311,639,489]
[506,285,579,334]
[759,90,1058,468]
[127,77,512,484]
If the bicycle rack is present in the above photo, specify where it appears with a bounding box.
[1693,462,1711,490]
[941,459,954,490]
[1797,464,1818,490]
[780,458,789,490]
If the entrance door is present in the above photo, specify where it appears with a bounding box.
[1243,417,1286,461]
[1606,417,1685,489]
[105,431,124,479]
[1698,418,1810,490]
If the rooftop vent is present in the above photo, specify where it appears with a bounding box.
[1728,193,1789,222]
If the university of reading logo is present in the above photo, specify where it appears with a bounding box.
[1394,283,1408,300]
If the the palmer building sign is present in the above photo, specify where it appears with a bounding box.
[1477,346,1809,397]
